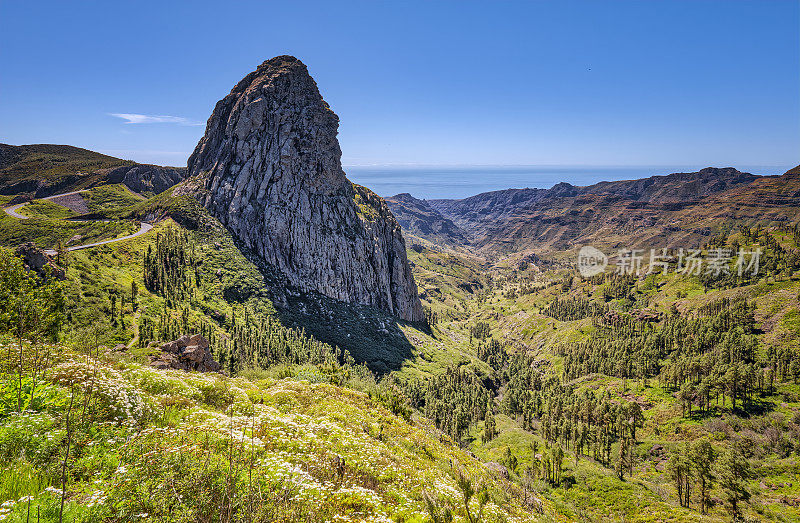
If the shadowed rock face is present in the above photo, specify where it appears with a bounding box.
[187,56,423,322]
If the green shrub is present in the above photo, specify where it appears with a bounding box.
[0,412,61,466]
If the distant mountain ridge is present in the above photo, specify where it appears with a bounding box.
[428,167,759,230]
[395,166,800,255]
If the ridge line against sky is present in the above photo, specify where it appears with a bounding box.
[1,0,798,187]
[340,164,793,199]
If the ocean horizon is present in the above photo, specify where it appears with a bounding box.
[344,164,793,200]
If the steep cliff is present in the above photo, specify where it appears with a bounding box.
[186,56,423,322]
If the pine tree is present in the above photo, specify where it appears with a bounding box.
[131,280,138,310]
[690,438,716,514]
[482,405,497,443]
[717,441,752,518]
[667,448,693,508]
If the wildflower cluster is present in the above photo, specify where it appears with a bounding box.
[1,343,534,522]
[49,359,155,422]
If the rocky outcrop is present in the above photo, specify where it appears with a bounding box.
[186,55,423,322]
[15,242,65,280]
[99,164,187,195]
[149,334,221,373]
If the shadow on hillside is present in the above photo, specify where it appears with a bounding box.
[214,228,421,376]
[273,291,419,376]
[686,398,775,422]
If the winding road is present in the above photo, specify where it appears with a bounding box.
[5,190,88,219]
[3,190,153,255]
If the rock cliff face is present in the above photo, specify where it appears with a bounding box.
[187,56,423,322]
[101,164,187,195]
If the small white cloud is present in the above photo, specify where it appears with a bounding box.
[109,113,203,126]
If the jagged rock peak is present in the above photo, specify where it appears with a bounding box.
[187,56,423,322]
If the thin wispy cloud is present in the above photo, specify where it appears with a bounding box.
[109,113,204,126]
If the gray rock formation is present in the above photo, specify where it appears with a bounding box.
[15,242,65,280]
[150,334,221,373]
[186,56,423,321]
[99,164,187,195]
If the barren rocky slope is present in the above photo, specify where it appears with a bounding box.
[384,192,470,249]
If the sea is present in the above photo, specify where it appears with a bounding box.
[343,165,790,200]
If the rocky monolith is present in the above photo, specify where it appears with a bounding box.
[186,56,423,321]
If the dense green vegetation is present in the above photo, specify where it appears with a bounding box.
[385,220,800,521]
[2,182,800,521]
[0,221,537,522]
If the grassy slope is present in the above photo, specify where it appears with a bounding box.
[0,342,540,522]
[4,178,800,521]
[41,188,448,375]
[0,188,144,250]
[83,184,145,213]
[0,213,137,251]
[407,242,487,319]
[0,187,550,521]
[19,200,76,220]
[54,211,281,352]
[0,144,132,193]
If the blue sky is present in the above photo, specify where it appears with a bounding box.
[1,0,798,173]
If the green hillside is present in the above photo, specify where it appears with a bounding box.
[404,223,800,522]
[2,182,800,521]
[0,144,132,195]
